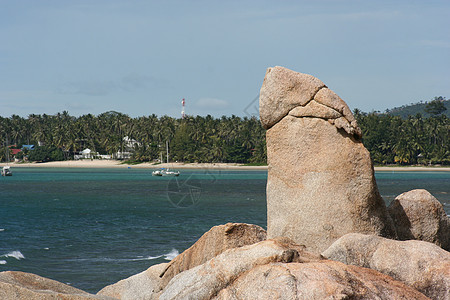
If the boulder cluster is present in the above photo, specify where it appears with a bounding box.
[2,67,449,299]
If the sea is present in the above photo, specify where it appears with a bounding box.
[0,167,449,293]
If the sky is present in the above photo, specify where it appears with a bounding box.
[0,0,449,118]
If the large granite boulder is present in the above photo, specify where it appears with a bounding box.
[260,66,396,253]
[97,263,167,300]
[388,189,450,250]
[214,261,429,300]
[322,233,450,300]
[158,223,266,289]
[160,239,428,300]
[0,271,112,299]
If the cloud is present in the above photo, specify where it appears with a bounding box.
[121,73,149,90]
[57,73,168,96]
[64,102,93,111]
[57,80,116,96]
[195,98,230,110]
[418,40,450,49]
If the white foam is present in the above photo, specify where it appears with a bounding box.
[0,260,6,265]
[65,250,180,263]
[164,249,179,261]
[144,255,163,260]
[131,254,165,261]
[2,251,25,260]
[130,249,179,262]
[0,229,4,232]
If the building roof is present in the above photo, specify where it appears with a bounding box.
[11,149,22,155]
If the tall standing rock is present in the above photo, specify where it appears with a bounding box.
[260,66,396,253]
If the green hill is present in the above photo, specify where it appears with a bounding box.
[385,97,450,118]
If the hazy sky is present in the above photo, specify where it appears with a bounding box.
[1,0,449,118]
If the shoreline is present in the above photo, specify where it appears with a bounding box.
[1,160,450,171]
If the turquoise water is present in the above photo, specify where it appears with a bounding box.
[0,168,449,293]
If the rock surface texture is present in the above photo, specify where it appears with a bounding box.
[160,239,428,300]
[260,66,396,253]
[388,189,450,251]
[0,271,113,300]
[158,223,267,290]
[97,263,167,300]
[323,233,450,300]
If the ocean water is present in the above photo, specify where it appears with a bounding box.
[0,168,449,293]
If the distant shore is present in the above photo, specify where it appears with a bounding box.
[2,160,450,171]
[2,160,267,170]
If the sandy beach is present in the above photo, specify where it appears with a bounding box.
[2,160,450,171]
[2,160,267,170]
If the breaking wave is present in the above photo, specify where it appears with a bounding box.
[131,249,179,261]
[163,248,179,261]
[1,250,25,260]
[67,249,179,263]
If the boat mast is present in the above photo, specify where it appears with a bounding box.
[166,140,169,164]
[5,135,9,165]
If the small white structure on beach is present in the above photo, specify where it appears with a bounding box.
[113,136,141,160]
[123,136,140,150]
[81,148,92,158]
[75,148,97,160]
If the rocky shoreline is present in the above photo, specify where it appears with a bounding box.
[2,67,449,299]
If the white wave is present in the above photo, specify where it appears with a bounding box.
[164,249,179,261]
[130,249,179,261]
[69,255,163,263]
[0,229,5,232]
[130,255,162,261]
[1,251,25,260]
[65,249,180,263]
[0,260,6,265]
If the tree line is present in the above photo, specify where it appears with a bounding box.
[0,108,448,165]
[0,111,266,164]
[355,111,449,165]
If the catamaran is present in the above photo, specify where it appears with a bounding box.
[1,166,12,176]
[152,141,180,177]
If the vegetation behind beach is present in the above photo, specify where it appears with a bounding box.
[0,98,448,165]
